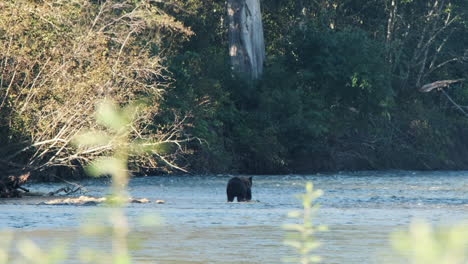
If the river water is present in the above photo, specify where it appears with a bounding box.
[0,171,467,263]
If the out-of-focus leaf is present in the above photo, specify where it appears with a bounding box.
[85,157,125,178]
[74,131,112,147]
[391,219,468,264]
[96,100,131,131]
[283,224,305,232]
[287,211,302,218]
[137,214,163,227]
[0,231,12,264]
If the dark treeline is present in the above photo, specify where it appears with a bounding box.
[163,0,468,173]
[1,0,468,184]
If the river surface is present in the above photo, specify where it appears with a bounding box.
[0,171,467,263]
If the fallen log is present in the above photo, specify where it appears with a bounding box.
[38,196,157,206]
[23,191,49,197]
[0,172,30,198]
[47,185,84,196]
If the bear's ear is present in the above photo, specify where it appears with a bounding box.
[248,176,252,184]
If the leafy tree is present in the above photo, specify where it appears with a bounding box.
[0,0,192,180]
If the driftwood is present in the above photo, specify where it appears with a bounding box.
[0,168,88,198]
[0,172,30,198]
[20,186,85,197]
[23,191,49,197]
[47,185,84,196]
[38,196,161,206]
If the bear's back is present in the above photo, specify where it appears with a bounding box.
[227,177,247,195]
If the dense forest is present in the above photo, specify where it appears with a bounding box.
[1,0,468,185]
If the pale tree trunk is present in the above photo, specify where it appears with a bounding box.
[386,0,398,43]
[227,0,265,80]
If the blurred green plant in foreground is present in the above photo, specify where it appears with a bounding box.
[75,100,142,264]
[391,219,468,264]
[75,100,163,264]
[283,182,328,264]
[0,100,159,264]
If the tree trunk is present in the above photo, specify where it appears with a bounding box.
[227,0,265,80]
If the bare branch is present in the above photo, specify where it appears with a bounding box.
[419,79,465,92]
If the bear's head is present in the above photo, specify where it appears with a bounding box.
[242,176,252,188]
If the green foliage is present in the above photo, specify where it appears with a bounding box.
[159,0,468,173]
[391,220,468,264]
[283,182,328,264]
[287,23,393,114]
[0,0,191,175]
[0,232,67,264]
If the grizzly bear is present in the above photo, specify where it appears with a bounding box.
[226,176,252,202]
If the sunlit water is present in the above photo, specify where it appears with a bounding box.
[1,171,467,263]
